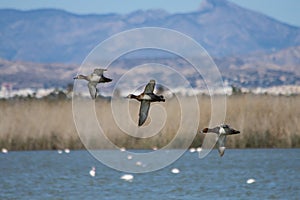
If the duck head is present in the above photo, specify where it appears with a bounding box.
[201,128,209,133]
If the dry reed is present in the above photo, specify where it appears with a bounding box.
[0,94,299,150]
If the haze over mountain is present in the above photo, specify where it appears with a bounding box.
[0,0,299,63]
[0,0,299,91]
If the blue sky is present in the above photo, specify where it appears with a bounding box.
[0,0,299,27]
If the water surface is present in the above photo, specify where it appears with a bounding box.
[1,149,299,199]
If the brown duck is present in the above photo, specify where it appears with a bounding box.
[201,124,240,157]
[127,80,165,126]
[73,68,112,99]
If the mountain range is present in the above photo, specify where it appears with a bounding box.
[1,45,299,90]
[1,0,300,63]
[0,0,299,90]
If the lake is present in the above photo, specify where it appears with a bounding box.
[1,149,299,200]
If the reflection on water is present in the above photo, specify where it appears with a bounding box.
[0,149,299,200]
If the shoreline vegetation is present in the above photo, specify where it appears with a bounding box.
[1,94,300,151]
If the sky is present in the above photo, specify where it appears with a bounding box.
[0,0,299,27]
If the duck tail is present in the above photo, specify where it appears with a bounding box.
[101,76,112,83]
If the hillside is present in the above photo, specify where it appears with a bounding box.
[0,46,299,90]
[0,0,299,63]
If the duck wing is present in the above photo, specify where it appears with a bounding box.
[143,80,155,93]
[93,69,112,83]
[138,100,151,126]
[217,135,227,157]
[88,82,98,99]
[93,68,106,76]
[99,75,112,83]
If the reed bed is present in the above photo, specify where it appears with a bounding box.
[0,94,299,150]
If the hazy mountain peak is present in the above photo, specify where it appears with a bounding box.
[199,0,232,11]
[0,0,299,63]
[125,9,168,23]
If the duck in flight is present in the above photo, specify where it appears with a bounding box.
[201,124,240,157]
[127,80,165,126]
[73,68,112,99]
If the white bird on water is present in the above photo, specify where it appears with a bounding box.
[247,178,256,184]
[57,150,63,154]
[171,168,180,174]
[136,161,142,166]
[120,147,126,152]
[120,174,134,182]
[2,148,8,154]
[89,167,96,177]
